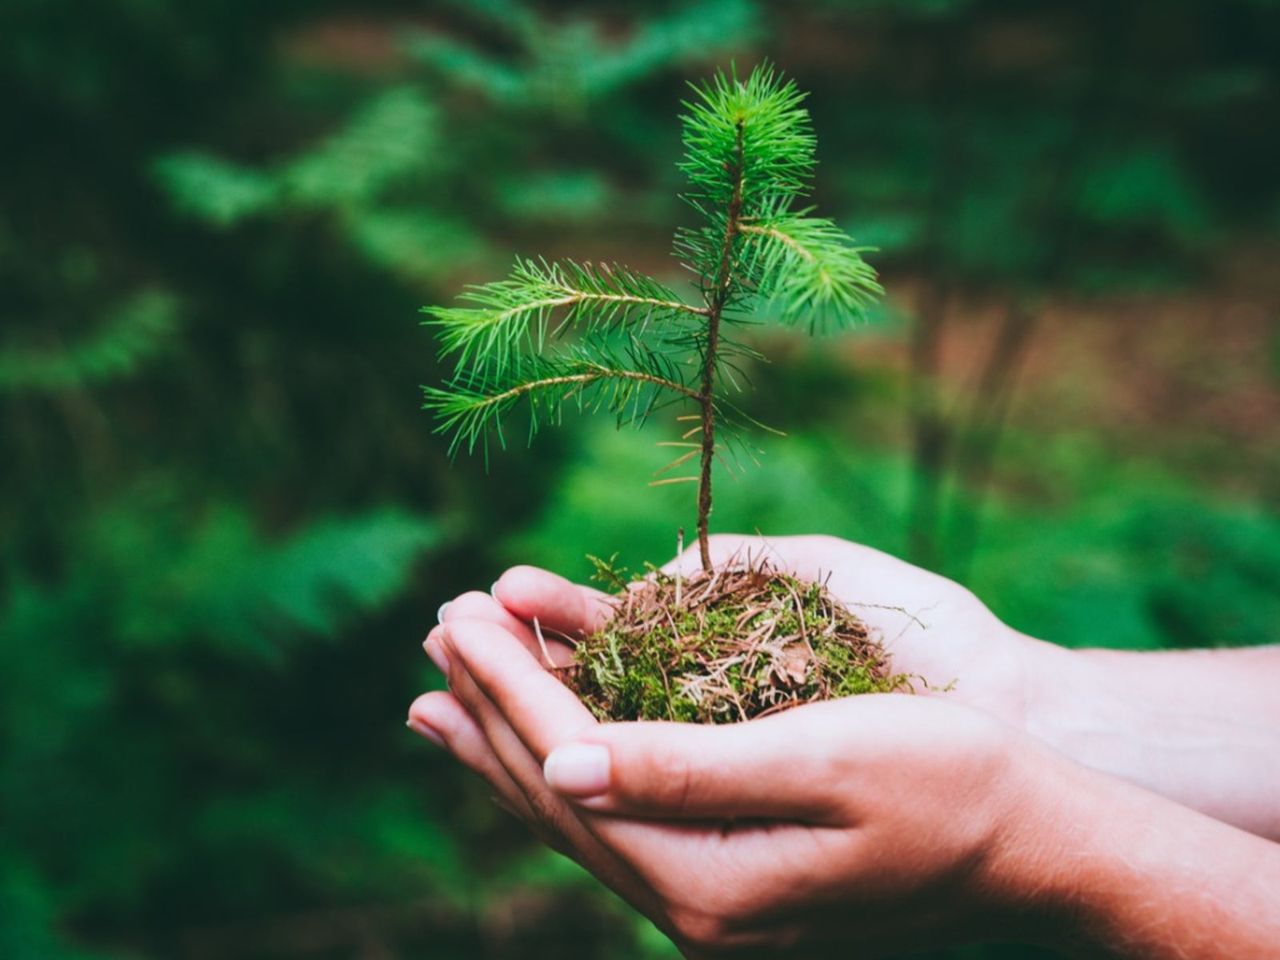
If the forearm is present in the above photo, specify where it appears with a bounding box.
[1075,645,1280,727]
[1022,640,1280,839]
[1013,749,1280,959]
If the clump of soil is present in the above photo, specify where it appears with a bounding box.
[562,560,912,724]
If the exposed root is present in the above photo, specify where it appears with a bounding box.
[563,559,913,724]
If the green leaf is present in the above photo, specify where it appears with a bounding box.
[740,212,883,329]
[107,506,444,656]
[679,63,815,216]
[580,0,762,97]
[156,87,438,232]
[402,32,525,104]
[422,258,704,379]
[496,171,612,223]
[424,335,698,457]
[0,291,180,392]
[675,63,819,291]
[404,0,759,108]
[1076,146,1210,240]
[346,208,484,281]
[152,152,278,227]
[280,87,439,207]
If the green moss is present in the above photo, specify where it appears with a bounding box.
[565,562,912,723]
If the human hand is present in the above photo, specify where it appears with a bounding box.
[427,531,1280,844]
[414,613,1280,958]
[411,616,1080,957]
[413,546,1280,957]
[438,533,1056,730]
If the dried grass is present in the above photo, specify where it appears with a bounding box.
[562,560,912,723]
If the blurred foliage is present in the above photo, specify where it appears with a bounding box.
[0,292,180,391]
[155,85,483,284]
[1,0,1276,958]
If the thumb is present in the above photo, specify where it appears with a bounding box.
[542,710,848,823]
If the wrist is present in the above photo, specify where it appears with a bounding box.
[977,727,1280,957]
[1032,758,1280,957]
[1018,643,1181,824]
[1019,640,1130,769]
[1019,642,1280,839]
[974,734,1179,954]
[965,734,1105,948]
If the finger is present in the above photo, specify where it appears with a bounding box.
[492,565,616,639]
[440,626,592,826]
[407,691,537,824]
[441,620,674,858]
[442,620,804,908]
[439,591,573,667]
[411,690,589,859]
[442,619,598,762]
[440,645,665,910]
[542,701,859,822]
[423,625,451,674]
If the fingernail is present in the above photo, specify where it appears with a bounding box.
[423,636,450,675]
[489,581,500,601]
[544,743,610,797]
[406,717,444,747]
[436,601,451,624]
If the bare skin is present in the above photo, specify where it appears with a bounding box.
[410,533,1280,957]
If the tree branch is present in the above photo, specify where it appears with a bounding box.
[738,221,814,260]
[461,368,700,412]
[484,291,709,325]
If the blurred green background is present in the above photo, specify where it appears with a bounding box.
[3,0,1278,957]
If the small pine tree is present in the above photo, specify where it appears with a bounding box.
[423,63,881,572]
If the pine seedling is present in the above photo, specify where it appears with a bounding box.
[424,63,881,569]
[423,64,908,721]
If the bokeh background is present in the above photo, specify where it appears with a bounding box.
[3,0,1278,957]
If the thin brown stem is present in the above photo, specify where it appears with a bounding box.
[697,120,745,572]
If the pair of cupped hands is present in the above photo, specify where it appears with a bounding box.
[410,535,1107,957]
